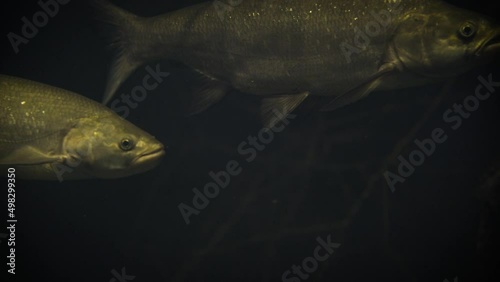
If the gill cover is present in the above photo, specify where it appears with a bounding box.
[391,8,492,78]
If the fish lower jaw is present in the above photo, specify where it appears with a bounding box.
[477,31,500,56]
[130,149,165,170]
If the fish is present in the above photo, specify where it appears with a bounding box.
[0,75,165,181]
[97,0,500,127]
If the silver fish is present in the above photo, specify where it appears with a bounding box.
[0,75,165,180]
[98,0,500,126]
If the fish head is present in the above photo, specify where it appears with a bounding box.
[391,3,500,78]
[66,115,165,179]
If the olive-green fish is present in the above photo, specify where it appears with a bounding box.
[0,75,165,181]
[98,0,500,126]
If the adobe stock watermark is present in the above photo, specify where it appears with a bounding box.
[282,234,341,282]
[109,267,135,282]
[385,74,500,192]
[7,0,71,54]
[178,109,296,225]
[110,64,170,119]
[340,1,402,63]
[213,0,243,20]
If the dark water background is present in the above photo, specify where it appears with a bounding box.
[1,1,499,281]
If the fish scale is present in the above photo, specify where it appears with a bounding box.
[0,75,111,145]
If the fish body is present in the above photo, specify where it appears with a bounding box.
[0,75,165,180]
[99,0,500,125]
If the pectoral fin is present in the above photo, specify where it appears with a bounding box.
[185,70,230,116]
[261,92,309,128]
[321,63,396,112]
[0,146,65,165]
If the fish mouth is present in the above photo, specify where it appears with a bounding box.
[476,30,500,56]
[132,145,165,166]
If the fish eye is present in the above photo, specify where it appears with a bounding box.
[119,138,135,151]
[459,22,477,39]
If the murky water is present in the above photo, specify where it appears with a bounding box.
[1,1,499,281]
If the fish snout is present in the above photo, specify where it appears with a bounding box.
[477,29,500,56]
[135,142,166,166]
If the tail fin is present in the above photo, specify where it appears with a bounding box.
[93,1,142,105]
